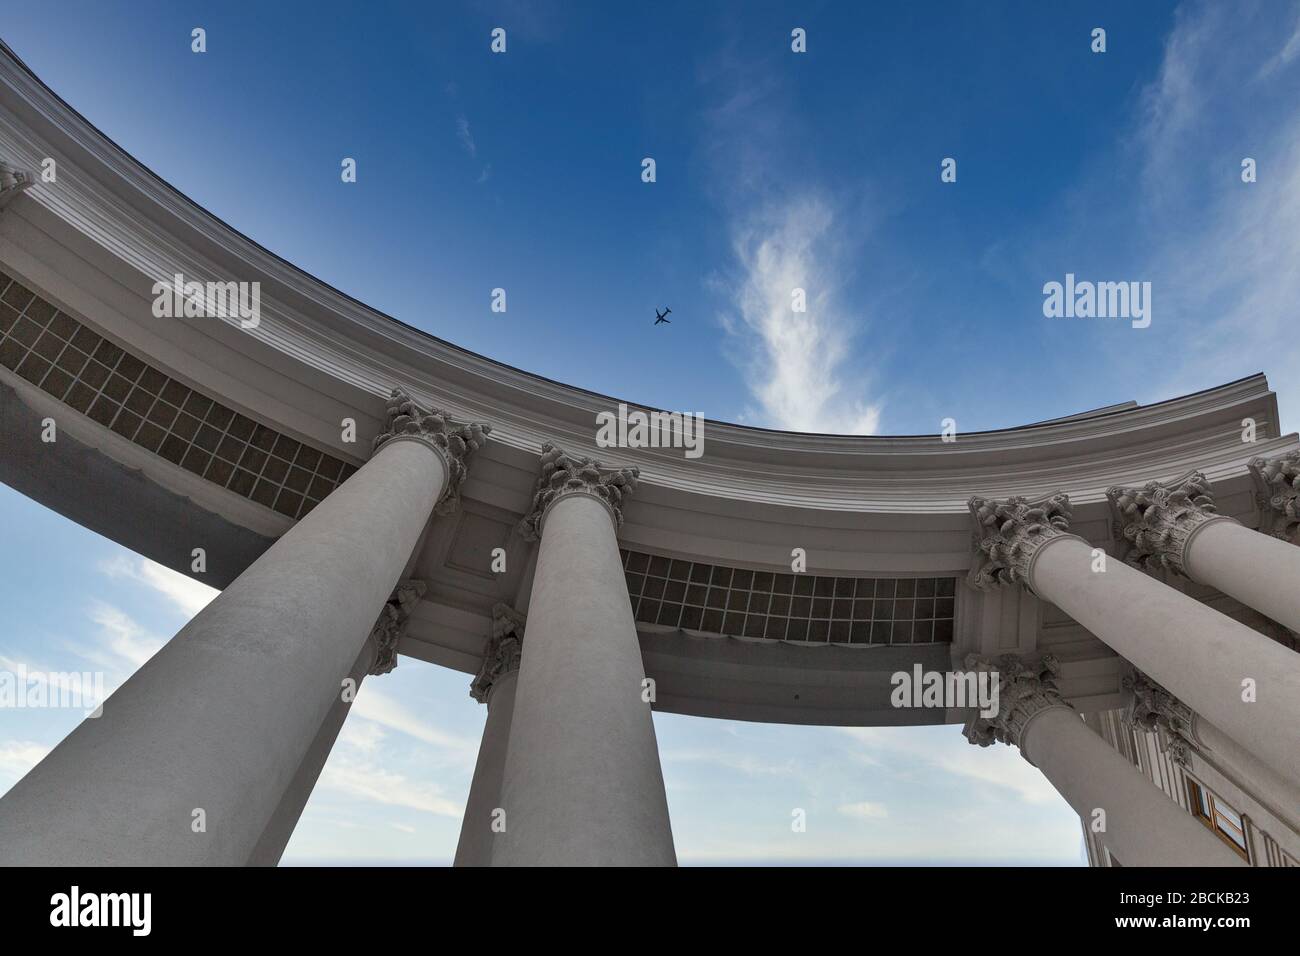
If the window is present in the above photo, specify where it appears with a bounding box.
[620,549,957,645]
[1187,780,1249,859]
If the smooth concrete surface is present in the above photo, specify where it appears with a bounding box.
[1024,706,1246,866]
[1186,519,1300,638]
[0,437,445,865]
[492,493,677,866]
[1030,534,1300,784]
[453,669,519,867]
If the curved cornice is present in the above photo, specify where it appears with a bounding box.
[0,40,1292,515]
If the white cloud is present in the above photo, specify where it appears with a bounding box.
[100,555,217,619]
[1257,12,1300,78]
[293,681,477,833]
[456,115,476,158]
[721,194,882,435]
[0,740,50,780]
[351,686,478,759]
[58,556,220,685]
[451,109,490,184]
[661,748,798,777]
[1130,1,1300,431]
[337,718,386,754]
[84,602,165,670]
[0,654,106,713]
[839,726,1062,806]
[319,756,462,818]
[837,801,888,820]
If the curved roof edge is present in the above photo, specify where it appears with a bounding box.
[0,39,1292,514]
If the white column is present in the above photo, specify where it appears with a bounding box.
[492,443,676,866]
[1184,520,1300,635]
[1110,470,1300,637]
[0,390,486,865]
[248,639,376,866]
[971,494,1300,785]
[453,604,525,867]
[965,655,1245,867]
[248,581,424,866]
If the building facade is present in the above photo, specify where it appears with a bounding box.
[0,41,1297,866]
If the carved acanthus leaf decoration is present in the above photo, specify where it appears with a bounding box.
[518,442,639,541]
[967,493,1072,591]
[372,388,490,515]
[1107,471,1226,577]
[470,604,526,703]
[368,580,425,676]
[1248,451,1300,542]
[1122,669,1196,767]
[961,653,1069,758]
[0,161,34,211]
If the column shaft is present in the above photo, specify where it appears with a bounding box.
[1185,519,1300,637]
[1192,716,1300,835]
[494,493,676,865]
[247,639,376,866]
[1024,707,1245,866]
[1030,535,1300,783]
[0,437,445,865]
[453,669,519,867]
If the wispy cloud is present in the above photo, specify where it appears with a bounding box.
[456,115,477,158]
[100,555,217,619]
[1133,0,1300,430]
[837,800,888,820]
[351,686,478,759]
[319,756,463,818]
[701,42,883,435]
[720,195,882,434]
[0,740,50,781]
[81,602,165,671]
[446,85,492,185]
[1257,9,1300,78]
[315,687,474,819]
[839,726,1062,805]
[28,557,218,694]
[337,717,386,754]
[662,747,799,777]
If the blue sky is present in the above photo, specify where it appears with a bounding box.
[2,0,1298,863]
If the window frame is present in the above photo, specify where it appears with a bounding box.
[1186,779,1250,861]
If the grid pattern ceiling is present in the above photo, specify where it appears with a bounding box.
[622,549,956,645]
[0,268,357,519]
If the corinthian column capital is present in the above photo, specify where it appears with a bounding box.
[470,604,526,703]
[961,654,1070,759]
[0,161,35,211]
[967,493,1073,591]
[518,442,639,541]
[372,388,491,515]
[1122,669,1196,766]
[368,580,426,675]
[1107,471,1233,577]
[1248,450,1300,541]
